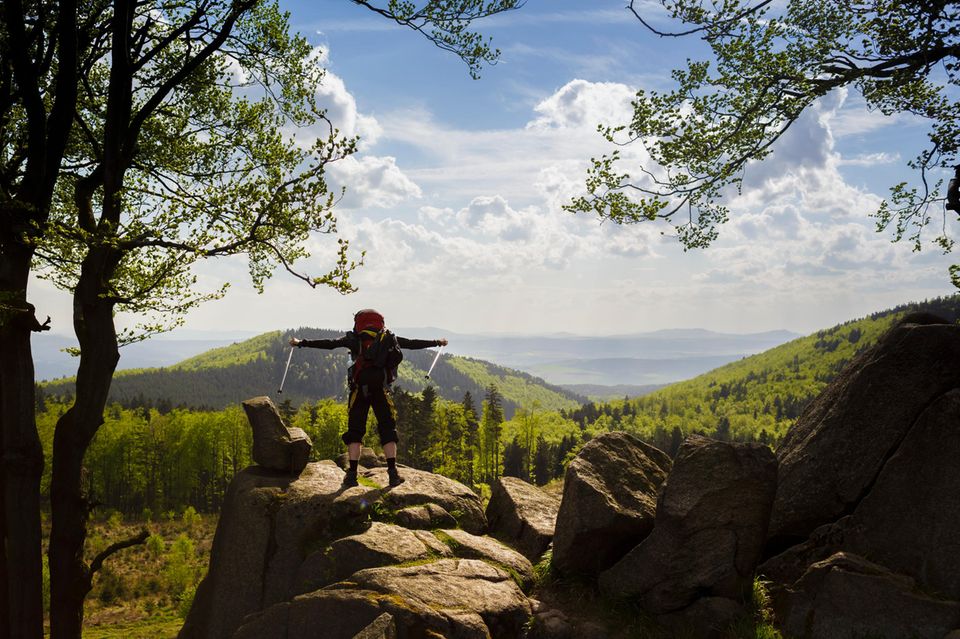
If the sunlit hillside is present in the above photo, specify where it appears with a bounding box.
[565,296,960,447]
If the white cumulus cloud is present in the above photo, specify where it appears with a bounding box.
[329,155,422,209]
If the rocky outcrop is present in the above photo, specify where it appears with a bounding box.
[776,553,960,639]
[486,476,560,561]
[599,435,777,614]
[552,432,671,577]
[343,559,533,636]
[180,457,531,639]
[179,461,375,639]
[189,312,960,639]
[769,317,960,544]
[760,389,960,636]
[242,396,312,474]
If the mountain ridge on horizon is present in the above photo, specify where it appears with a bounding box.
[32,325,802,384]
[39,328,584,419]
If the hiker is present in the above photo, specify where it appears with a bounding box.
[289,309,448,488]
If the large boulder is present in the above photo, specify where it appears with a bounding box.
[361,466,487,534]
[599,435,777,613]
[242,396,312,474]
[761,390,960,614]
[233,587,489,639]
[841,389,960,600]
[776,552,960,639]
[486,476,561,561]
[238,561,530,639]
[769,317,960,544]
[552,432,671,577]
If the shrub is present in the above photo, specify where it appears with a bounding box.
[171,533,195,561]
[163,559,194,595]
[146,533,165,559]
[181,506,201,531]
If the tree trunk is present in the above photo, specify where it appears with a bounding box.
[0,242,45,639]
[49,252,120,639]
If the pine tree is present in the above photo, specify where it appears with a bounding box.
[502,436,525,480]
[480,385,504,482]
[408,386,437,470]
[533,435,552,486]
[462,392,480,487]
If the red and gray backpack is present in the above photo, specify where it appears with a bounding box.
[350,309,402,384]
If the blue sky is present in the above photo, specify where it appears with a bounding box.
[32,0,960,338]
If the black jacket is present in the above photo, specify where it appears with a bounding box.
[296,332,441,360]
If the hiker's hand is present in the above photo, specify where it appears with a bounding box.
[289,337,302,347]
[437,339,448,346]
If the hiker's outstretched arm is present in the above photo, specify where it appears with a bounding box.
[291,335,353,349]
[397,337,448,350]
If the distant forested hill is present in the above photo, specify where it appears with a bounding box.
[40,328,583,418]
[564,296,960,448]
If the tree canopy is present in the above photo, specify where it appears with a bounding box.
[566,0,960,288]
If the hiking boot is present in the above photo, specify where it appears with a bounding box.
[342,468,359,488]
[388,469,405,487]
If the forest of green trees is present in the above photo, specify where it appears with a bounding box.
[35,384,584,515]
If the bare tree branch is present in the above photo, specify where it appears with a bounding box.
[89,528,149,577]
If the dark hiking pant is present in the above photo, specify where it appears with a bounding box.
[343,367,399,445]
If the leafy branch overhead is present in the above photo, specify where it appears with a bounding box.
[566,0,960,286]
[352,0,525,79]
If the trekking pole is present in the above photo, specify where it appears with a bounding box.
[425,346,444,379]
[278,346,295,394]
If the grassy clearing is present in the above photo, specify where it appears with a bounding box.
[41,508,216,637]
[81,612,183,639]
